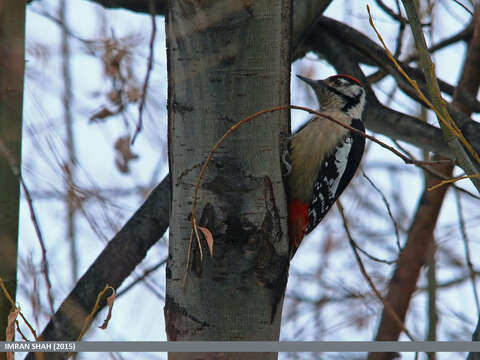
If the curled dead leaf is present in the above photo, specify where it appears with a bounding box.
[114,136,139,174]
[6,306,20,342]
[99,286,116,330]
[198,226,214,257]
[90,106,115,123]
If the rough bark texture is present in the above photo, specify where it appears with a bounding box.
[165,1,290,358]
[369,4,480,359]
[0,0,25,349]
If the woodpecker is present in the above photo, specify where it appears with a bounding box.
[287,74,366,258]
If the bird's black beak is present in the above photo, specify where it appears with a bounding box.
[296,74,324,89]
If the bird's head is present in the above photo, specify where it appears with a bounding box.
[297,74,366,119]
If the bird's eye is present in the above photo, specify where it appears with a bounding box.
[334,79,343,86]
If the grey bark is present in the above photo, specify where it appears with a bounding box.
[164,1,290,358]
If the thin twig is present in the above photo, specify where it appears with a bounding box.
[375,0,407,23]
[347,237,396,265]
[0,278,38,341]
[428,173,480,191]
[367,4,480,167]
[182,228,195,288]
[337,200,417,341]
[454,190,480,315]
[415,163,480,200]
[362,170,402,252]
[452,0,474,15]
[116,257,168,298]
[20,178,55,316]
[403,22,473,63]
[391,139,477,192]
[131,0,157,144]
[76,284,112,341]
[0,138,55,316]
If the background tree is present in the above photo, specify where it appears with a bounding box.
[0,1,26,354]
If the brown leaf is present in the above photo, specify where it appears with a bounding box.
[107,90,123,105]
[6,306,20,342]
[198,226,214,257]
[90,106,115,122]
[114,136,139,174]
[99,286,116,330]
[126,86,141,103]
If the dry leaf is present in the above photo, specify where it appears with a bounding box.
[198,226,214,257]
[90,106,115,122]
[99,286,116,329]
[6,306,20,341]
[114,136,139,174]
[126,86,141,103]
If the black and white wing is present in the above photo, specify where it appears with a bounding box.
[305,119,365,234]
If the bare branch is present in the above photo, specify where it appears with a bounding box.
[337,200,416,343]
[368,157,452,359]
[362,170,401,252]
[455,190,480,314]
[404,22,474,63]
[26,175,170,351]
[401,0,480,190]
[131,0,157,144]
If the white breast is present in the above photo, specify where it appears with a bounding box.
[287,111,350,203]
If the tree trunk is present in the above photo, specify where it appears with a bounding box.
[0,0,26,350]
[165,1,291,359]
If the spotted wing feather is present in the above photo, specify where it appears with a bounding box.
[305,118,365,233]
